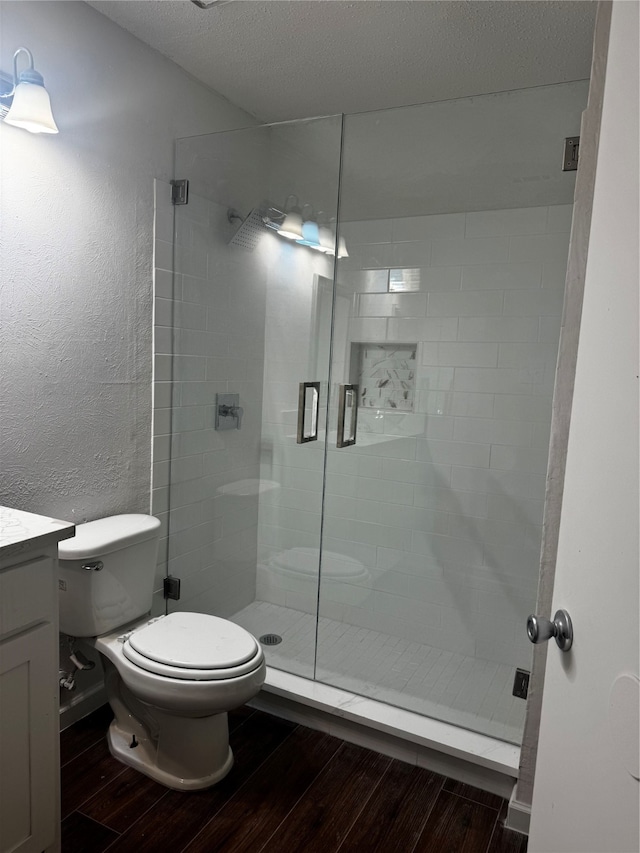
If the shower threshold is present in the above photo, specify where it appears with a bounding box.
[251,667,519,799]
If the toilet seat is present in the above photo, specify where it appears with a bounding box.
[122,612,263,681]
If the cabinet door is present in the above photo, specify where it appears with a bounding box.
[0,623,58,853]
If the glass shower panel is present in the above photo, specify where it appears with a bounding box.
[165,118,342,679]
[315,82,589,743]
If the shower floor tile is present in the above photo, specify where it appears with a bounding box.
[232,601,525,745]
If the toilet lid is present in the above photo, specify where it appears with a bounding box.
[126,612,259,670]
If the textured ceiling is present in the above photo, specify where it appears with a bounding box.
[88,0,597,122]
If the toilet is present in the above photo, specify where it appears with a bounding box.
[58,514,266,791]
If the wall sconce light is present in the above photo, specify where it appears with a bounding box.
[263,197,348,258]
[0,47,58,134]
[297,204,322,249]
[277,195,304,240]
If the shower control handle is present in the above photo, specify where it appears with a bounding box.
[527,609,573,651]
[219,404,243,428]
[215,393,243,430]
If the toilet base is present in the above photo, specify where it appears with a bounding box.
[107,712,234,791]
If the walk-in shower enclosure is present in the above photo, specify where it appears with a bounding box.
[153,81,588,746]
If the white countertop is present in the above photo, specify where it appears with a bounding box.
[0,506,75,560]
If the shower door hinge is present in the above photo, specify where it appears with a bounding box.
[512,668,530,700]
[163,575,181,600]
[562,137,580,171]
[171,179,189,205]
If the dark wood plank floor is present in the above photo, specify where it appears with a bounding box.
[61,704,527,853]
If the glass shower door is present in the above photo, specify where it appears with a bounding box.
[315,82,588,743]
[159,117,342,678]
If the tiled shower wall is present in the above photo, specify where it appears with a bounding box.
[152,181,268,616]
[259,204,571,671]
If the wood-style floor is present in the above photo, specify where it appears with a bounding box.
[61,704,528,853]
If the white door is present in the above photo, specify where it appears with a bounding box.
[529,3,639,852]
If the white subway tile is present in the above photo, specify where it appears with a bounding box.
[381,458,451,487]
[457,316,539,343]
[382,413,428,436]
[340,219,393,244]
[358,293,427,317]
[546,204,574,233]
[465,207,547,238]
[498,343,557,369]
[155,268,174,299]
[482,542,540,580]
[428,291,503,317]
[391,266,462,292]
[385,318,429,341]
[428,342,499,368]
[354,477,415,505]
[416,438,490,468]
[503,287,565,317]
[154,240,173,272]
[172,355,206,381]
[448,392,495,418]
[492,394,552,423]
[453,417,534,447]
[154,354,172,381]
[453,367,532,395]
[451,466,546,501]
[541,260,568,290]
[154,382,173,409]
[391,241,432,268]
[413,485,488,518]
[508,232,570,265]
[431,236,509,267]
[424,415,455,440]
[349,318,387,341]
[392,213,466,242]
[415,366,455,391]
[490,445,549,474]
[532,421,552,449]
[411,531,484,568]
[359,244,397,269]
[154,297,173,328]
[487,494,544,526]
[461,262,542,290]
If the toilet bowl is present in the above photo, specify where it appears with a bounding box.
[58,514,266,790]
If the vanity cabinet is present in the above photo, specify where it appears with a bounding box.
[0,509,74,853]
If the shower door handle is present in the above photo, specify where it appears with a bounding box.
[337,384,359,448]
[297,382,320,443]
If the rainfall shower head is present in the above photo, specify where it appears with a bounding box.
[227,208,267,251]
[227,205,285,251]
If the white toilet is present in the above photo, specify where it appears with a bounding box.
[58,514,266,791]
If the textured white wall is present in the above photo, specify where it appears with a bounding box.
[0,1,253,523]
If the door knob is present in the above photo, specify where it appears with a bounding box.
[527,609,573,651]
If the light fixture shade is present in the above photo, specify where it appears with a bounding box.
[318,224,335,254]
[277,209,303,240]
[5,81,58,134]
[337,235,349,259]
[297,219,321,249]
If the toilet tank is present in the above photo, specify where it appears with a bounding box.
[58,514,161,637]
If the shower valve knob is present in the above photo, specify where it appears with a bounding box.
[527,609,573,651]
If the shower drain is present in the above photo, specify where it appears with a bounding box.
[259,633,283,646]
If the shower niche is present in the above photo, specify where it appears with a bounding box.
[349,342,417,412]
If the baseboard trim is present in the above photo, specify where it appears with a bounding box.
[59,684,108,731]
[506,794,531,835]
